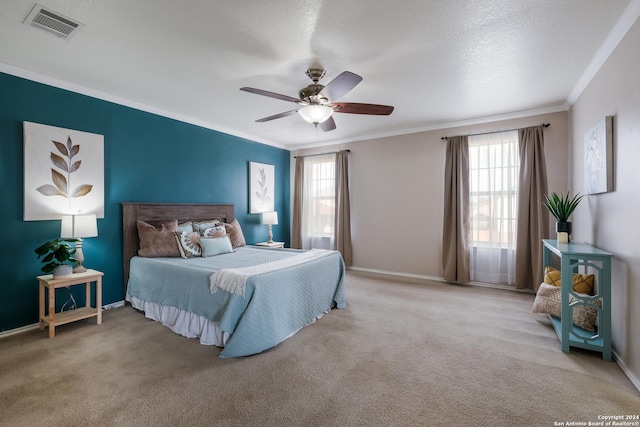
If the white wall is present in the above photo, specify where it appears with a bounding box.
[292,110,568,280]
[569,16,640,388]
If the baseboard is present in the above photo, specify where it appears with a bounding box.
[103,300,125,310]
[0,301,125,339]
[0,323,40,338]
[346,266,534,293]
[347,266,444,284]
[613,349,640,393]
[347,266,638,393]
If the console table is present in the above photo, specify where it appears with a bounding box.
[541,239,613,361]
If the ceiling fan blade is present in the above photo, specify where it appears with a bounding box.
[255,110,298,122]
[240,87,301,104]
[332,102,394,115]
[319,71,362,101]
[319,116,336,132]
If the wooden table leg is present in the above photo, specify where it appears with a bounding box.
[85,281,90,309]
[39,280,45,331]
[96,277,102,325]
[48,283,55,339]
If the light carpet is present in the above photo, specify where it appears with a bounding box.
[0,272,638,427]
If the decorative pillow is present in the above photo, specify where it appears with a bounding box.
[137,220,181,257]
[193,220,222,234]
[176,231,202,258]
[177,221,194,233]
[544,266,595,295]
[199,236,234,257]
[532,283,602,331]
[224,219,246,248]
[202,225,227,238]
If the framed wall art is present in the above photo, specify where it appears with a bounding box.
[249,161,274,213]
[584,116,613,195]
[24,122,104,220]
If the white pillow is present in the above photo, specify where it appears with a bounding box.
[199,236,233,257]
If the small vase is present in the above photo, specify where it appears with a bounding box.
[556,222,572,243]
[53,264,73,278]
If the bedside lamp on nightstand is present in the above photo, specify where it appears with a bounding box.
[61,214,98,273]
[262,211,278,244]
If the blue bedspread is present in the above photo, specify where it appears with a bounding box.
[126,246,346,358]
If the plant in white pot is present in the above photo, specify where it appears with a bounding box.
[541,191,584,243]
[35,238,78,277]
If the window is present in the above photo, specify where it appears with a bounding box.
[301,154,335,250]
[468,130,519,284]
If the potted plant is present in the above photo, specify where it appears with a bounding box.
[541,191,584,243]
[35,238,78,277]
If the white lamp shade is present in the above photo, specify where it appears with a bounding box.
[61,214,98,238]
[262,211,278,225]
[298,105,333,124]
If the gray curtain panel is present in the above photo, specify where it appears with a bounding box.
[291,157,304,249]
[334,151,353,266]
[514,125,549,290]
[442,136,470,282]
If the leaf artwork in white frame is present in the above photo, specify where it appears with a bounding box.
[24,122,104,220]
[584,116,614,195]
[249,161,274,213]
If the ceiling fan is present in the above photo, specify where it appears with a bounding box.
[240,68,394,131]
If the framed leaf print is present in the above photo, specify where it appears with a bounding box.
[24,122,104,220]
[584,116,614,195]
[249,161,274,213]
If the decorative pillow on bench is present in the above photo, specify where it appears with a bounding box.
[544,266,595,295]
[532,282,602,332]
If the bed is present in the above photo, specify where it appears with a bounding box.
[122,203,346,358]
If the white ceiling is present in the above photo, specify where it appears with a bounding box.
[1,0,638,149]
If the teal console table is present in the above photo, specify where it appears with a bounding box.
[541,239,613,361]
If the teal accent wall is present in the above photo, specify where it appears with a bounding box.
[0,72,290,332]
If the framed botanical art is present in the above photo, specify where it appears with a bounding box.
[24,122,104,220]
[249,161,274,213]
[584,116,613,195]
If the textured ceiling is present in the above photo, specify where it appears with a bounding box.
[0,0,637,149]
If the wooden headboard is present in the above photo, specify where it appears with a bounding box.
[122,203,235,293]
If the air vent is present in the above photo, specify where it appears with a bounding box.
[23,4,83,40]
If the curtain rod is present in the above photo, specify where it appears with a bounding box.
[293,149,350,159]
[440,123,550,140]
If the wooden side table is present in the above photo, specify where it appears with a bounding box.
[255,241,285,248]
[38,269,104,338]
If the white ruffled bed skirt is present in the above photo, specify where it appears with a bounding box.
[126,295,230,347]
[126,294,331,354]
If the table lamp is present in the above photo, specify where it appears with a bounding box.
[261,211,278,244]
[61,213,98,273]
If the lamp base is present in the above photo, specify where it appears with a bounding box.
[73,265,87,273]
[267,224,273,244]
[74,239,87,273]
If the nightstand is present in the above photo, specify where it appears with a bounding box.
[38,269,103,338]
[255,241,285,248]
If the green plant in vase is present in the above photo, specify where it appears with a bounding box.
[35,238,78,277]
[541,192,583,243]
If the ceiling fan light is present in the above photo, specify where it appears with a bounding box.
[298,105,333,125]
